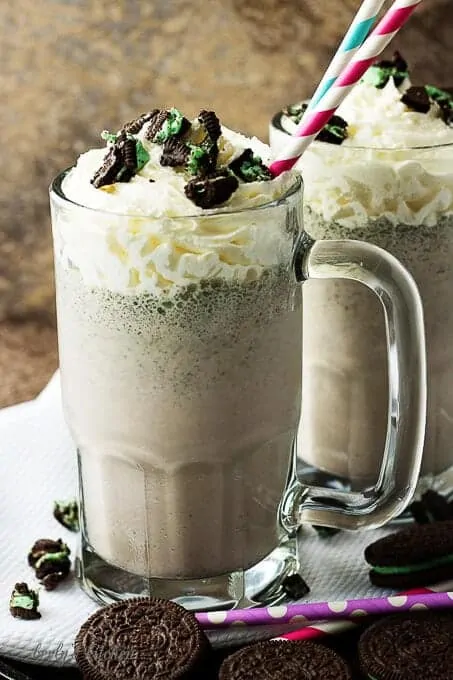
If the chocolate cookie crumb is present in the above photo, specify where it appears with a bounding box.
[401,86,431,114]
[198,110,222,142]
[53,500,79,532]
[9,583,41,620]
[91,145,126,188]
[282,102,307,125]
[229,148,272,182]
[362,51,409,89]
[123,137,138,170]
[28,538,71,589]
[147,108,190,145]
[409,490,453,524]
[425,85,453,126]
[185,171,239,209]
[122,110,158,135]
[281,573,310,599]
[317,114,348,145]
[160,138,190,167]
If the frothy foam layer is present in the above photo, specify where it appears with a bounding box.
[275,77,453,228]
[57,120,295,294]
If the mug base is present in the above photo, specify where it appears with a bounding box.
[75,534,300,611]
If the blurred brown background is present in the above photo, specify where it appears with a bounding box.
[0,0,451,407]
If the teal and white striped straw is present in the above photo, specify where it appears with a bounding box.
[307,0,387,109]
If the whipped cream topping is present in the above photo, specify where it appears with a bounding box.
[55,122,295,294]
[274,77,453,228]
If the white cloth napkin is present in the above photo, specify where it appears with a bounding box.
[0,372,392,667]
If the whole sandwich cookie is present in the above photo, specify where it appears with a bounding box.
[359,612,453,680]
[365,519,453,588]
[218,640,351,680]
[74,597,211,680]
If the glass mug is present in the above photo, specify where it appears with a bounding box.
[50,171,425,610]
[271,111,451,497]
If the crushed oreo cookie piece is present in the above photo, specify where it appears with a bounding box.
[144,109,169,142]
[401,86,431,114]
[425,85,453,125]
[100,130,118,144]
[122,110,158,135]
[53,500,79,532]
[185,171,239,209]
[123,137,138,170]
[283,103,348,145]
[28,538,71,590]
[282,102,307,125]
[317,114,348,145]
[160,138,190,167]
[160,138,214,175]
[9,582,41,620]
[362,51,409,89]
[198,110,222,143]
[229,148,272,182]
[281,573,310,600]
[91,132,150,188]
[147,108,190,145]
[187,143,215,175]
[91,144,129,188]
[409,489,453,524]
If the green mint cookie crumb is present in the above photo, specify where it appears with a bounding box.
[53,500,79,532]
[238,155,272,182]
[425,85,453,109]
[155,108,185,144]
[101,130,118,144]
[187,144,209,175]
[135,139,150,171]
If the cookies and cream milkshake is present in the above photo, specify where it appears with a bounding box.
[51,109,302,585]
[271,54,453,488]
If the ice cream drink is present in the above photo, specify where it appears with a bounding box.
[51,109,304,602]
[270,54,453,491]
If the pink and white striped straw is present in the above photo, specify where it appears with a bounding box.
[270,0,423,177]
[271,580,453,642]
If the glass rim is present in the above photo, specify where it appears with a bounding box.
[50,168,302,219]
[271,110,453,152]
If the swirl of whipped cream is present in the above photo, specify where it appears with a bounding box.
[57,123,295,294]
[274,79,453,228]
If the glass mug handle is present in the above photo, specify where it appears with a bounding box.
[281,235,427,532]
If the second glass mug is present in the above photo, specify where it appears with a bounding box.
[50,171,426,610]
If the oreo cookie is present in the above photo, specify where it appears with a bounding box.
[198,110,221,143]
[122,110,159,135]
[365,520,453,588]
[425,85,453,126]
[74,597,211,680]
[362,51,409,89]
[184,171,239,209]
[359,612,453,680]
[28,538,71,590]
[282,103,348,144]
[409,489,453,524]
[229,148,272,182]
[219,640,351,680]
[145,108,191,145]
[316,114,348,145]
[401,86,431,114]
[9,582,41,620]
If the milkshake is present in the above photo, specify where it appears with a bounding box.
[270,54,453,490]
[51,112,301,586]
